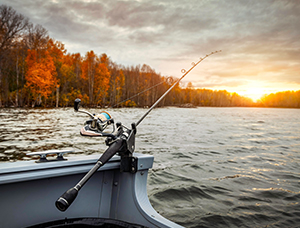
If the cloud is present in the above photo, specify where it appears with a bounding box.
[2,0,300,91]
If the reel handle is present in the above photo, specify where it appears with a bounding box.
[74,98,81,111]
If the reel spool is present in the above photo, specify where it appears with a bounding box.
[94,111,113,131]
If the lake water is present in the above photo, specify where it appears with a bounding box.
[1,107,300,227]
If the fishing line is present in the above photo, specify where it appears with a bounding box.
[136,50,221,127]
[111,77,170,107]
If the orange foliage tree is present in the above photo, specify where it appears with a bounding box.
[81,51,110,106]
[94,62,110,106]
[25,49,57,106]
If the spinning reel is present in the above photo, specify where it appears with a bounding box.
[74,98,116,137]
[74,98,135,152]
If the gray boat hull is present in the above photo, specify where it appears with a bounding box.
[0,153,183,228]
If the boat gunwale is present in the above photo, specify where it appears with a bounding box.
[0,153,154,185]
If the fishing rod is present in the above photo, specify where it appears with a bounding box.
[55,50,221,212]
[136,50,221,126]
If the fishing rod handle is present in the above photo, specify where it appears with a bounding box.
[55,159,103,212]
[74,137,124,189]
[55,138,124,212]
[55,187,78,212]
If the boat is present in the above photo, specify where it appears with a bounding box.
[0,100,183,228]
[0,151,183,227]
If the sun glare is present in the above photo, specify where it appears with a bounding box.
[241,87,267,102]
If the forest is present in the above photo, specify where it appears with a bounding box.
[1,5,299,109]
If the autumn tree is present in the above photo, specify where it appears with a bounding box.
[108,62,125,106]
[183,82,193,104]
[25,49,57,106]
[81,51,95,104]
[94,62,110,106]
[124,65,141,106]
[12,43,28,107]
[81,51,110,106]
[72,53,82,88]
[96,53,111,105]
[47,39,75,107]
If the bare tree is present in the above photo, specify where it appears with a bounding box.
[24,23,49,50]
[0,5,29,54]
[0,5,29,106]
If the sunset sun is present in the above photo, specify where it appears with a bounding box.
[240,87,267,102]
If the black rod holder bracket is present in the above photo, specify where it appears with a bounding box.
[120,156,138,173]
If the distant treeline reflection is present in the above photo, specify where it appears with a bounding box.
[1,5,299,109]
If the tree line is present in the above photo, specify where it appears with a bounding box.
[259,91,300,108]
[1,5,299,109]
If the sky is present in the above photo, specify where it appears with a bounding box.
[2,0,300,101]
